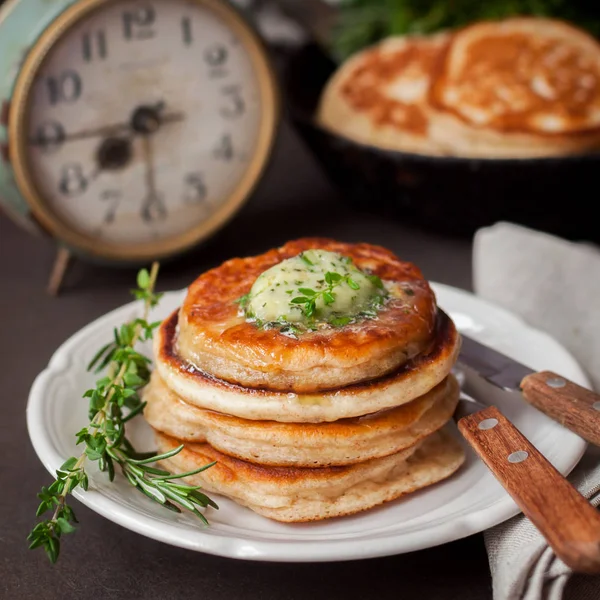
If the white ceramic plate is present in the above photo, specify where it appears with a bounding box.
[27,283,589,562]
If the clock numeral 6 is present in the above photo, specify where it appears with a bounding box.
[220,85,245,119]
[123,6,156,41]
[59,164,88,196]
[46,71,82,105]
[141,192,167,222]
[184,173,207,204]
[30,121,65,154]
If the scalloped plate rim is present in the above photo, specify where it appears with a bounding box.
[26,282,589,562]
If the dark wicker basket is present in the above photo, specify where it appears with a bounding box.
[280,43,600,241]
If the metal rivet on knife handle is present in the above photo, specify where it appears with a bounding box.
[508,450,529,463]
[457,404,600,574]
[478,418,499,430]
[520,371,600,448]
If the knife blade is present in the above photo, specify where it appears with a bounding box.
[458,333,600,447]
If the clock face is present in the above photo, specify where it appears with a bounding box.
[11,0,277,258]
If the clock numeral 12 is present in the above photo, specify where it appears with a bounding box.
[184,173,207,204]
[82,30,107,62]
[59,164,88,196]
[46,71,82,105]
[123,6,156,40]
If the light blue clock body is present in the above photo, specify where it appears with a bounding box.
[0,0,77,234]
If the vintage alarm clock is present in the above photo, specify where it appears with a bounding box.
[0,0,279,291]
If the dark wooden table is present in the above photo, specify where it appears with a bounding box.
[0,122,491,599]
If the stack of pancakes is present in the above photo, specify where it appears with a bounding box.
[318,18,600,158]
[144,239,465,522]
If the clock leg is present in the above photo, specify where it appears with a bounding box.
[47,246,72,296]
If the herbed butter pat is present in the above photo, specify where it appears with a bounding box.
[245,249,385,327]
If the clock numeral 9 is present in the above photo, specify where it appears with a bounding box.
[46,71,82,105]
[30,121,65,154]
[220,86,245,119]
[101,190,121,224]
[59,164,88,196]
[184,173,207,204]
[123,6,156,41]
[213,134,233,161]
[82,30,107,62]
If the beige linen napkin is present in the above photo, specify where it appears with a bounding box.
[473,222,600,600]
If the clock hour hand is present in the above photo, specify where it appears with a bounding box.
[131,103,185,135]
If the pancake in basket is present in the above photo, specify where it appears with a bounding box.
[317,33,451,155]
[155,308,459,422]
[177,238,438,393]
[156,429,465,522]
[144,373,459,467]
[429,18,600,157]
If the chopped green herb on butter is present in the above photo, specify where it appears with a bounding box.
[239,249,388,334]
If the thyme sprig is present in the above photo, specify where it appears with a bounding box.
[28,263,217,564]
[290,270,361,319]
[290,271,385,324]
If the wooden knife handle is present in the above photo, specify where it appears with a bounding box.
[521,371,600,447]
[458,405,600,574]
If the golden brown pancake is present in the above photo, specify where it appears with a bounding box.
[144,373,459,466]
[429,18,600,157]
[156,429,465,522]
[318,33,451,155]
[177,238,438,393]
[155,308,460,422]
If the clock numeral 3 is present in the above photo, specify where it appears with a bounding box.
[141,192,167,222]
[31,121,65,154]
[101,190,122,224]
[220,85,245,119]
[123,6,156,41]
[213,134,233,161]
[59,164,88,196]
[46,71,82,105]
[184,173,207,204]
[82,30,107,62]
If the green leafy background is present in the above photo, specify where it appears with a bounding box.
[330,0,600,60]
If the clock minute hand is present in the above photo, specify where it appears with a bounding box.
[140,135,166,223]
[30,111,184,149]
[29,121,130,148]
